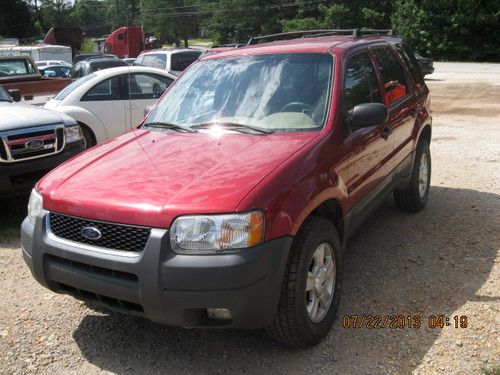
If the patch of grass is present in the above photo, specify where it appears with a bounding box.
[188,38,212,45]
[0,195,28,243]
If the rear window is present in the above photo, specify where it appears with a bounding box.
[395,43,425,87]
[54,73,97,101]
[89,60,127,72]
[0,59,36,77]
[170,51,202,71]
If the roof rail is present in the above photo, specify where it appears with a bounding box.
[247,29,394,45]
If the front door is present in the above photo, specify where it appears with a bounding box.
[342,50,395,211]
[79,74,128,139]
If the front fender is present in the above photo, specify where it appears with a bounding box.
[56,105,110,143]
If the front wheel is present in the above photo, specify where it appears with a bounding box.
[266,217,342,347]
[394,140,431,211]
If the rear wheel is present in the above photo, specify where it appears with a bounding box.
[267,217,342,347]
[394,140,431,211]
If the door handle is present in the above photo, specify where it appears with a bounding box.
[381,126,392,140]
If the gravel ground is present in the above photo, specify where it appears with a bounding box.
[0,62,499,375]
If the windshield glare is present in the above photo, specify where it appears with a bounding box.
[146,53,333,132]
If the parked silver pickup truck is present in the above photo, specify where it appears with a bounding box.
[0,85,85,197]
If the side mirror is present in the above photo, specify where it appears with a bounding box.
[8,89,21,102]
[348,103,388,129]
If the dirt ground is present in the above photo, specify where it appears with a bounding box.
[0,62,499,374]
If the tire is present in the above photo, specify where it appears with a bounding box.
[266,217,342,347]
[394,140,431,211]
[80,124,96,149]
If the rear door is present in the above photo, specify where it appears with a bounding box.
[79,73,128,138]
[125,72,174,127]
[370,44,416,169]
[341,49,394,210]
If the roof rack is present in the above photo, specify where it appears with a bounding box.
[247,29,394,45]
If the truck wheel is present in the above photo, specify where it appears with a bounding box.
[267,217,342,347]
[394,140,431,211]
[80,124,96,149]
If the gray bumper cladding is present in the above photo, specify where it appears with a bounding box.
[21,211,293,329]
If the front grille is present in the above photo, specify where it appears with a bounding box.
[0,124,65,163]
[49,213,151,252]
[58,283,144,315]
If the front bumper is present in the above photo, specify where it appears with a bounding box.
[21,211,292,329]
[0,141,84,198]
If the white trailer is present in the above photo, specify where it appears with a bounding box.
[0,45,72,64]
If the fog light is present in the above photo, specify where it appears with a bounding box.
[207,308,232,320]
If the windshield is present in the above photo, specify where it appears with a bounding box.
[54,73,96,101]
[145,53,333,132]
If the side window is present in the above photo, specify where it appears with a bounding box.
[343,52,382,113]
[82,75,123,101]
[371,46,409,106]
[127,73,174,99]
[142,54,166,69]
[396,43,425,87]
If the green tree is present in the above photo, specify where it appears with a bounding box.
[0,0,35,38]
[393,0,500,61]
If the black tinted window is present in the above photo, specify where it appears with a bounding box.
[82,75,123,101]
[89,60,127,72]
[372,46,409,105]
[170,52,202,71]
[396,43,425,87]
[343,52,382,113]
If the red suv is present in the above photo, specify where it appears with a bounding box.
[21,30,431,347]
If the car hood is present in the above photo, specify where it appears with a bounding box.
[39,128,318,228]
[0,102,75,131]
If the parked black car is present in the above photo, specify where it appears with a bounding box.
[415,53,434,76]
[71,58,128,78]
[73,54,117,65]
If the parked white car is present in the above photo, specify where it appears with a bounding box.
[133,49,202,75]
[45,66,175,148]
[35,60,72,68]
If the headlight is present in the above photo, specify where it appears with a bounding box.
[170,211,264,254]
[64,125,83,143]
[27,189,43,225]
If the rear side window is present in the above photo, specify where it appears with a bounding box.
[371,47,409,106]
[142,54,166,69]
[170,51,202,71]
[343,52,382,113]
[82,75,124,101]
[395,43,425,87]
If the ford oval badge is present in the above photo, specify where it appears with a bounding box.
[81,226,102,240]
[25,138,44,150]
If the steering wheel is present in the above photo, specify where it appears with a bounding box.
[152,83,163,98]
[280,101,312,113]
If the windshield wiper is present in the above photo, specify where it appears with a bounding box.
[191,122,273,134]
[143,121,197,133]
